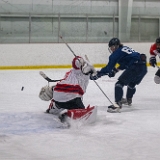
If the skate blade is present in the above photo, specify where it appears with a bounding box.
[107,108,121,113]
[123,103,132,106]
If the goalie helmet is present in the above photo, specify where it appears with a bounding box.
[72,56,84,70]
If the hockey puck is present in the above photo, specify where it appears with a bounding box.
[21,86,24,91]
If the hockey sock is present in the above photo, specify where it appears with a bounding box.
[126,86,136,99]
[115,82,124,102]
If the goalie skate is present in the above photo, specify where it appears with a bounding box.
[52,114,70,128]
[45,99,65,115]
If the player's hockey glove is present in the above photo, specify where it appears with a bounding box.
[108,68,118,77]
[157,48,160,53]
[90,71,101,80]
[149,57,157,67]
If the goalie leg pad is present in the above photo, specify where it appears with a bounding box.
[66,106,97,124]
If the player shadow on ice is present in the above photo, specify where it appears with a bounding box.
[97,105,139,124]
[100,105,139,113]
[120,106,139,113]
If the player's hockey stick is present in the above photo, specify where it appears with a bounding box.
[39,71,62,82]
[85,55,114,105]
[60,36,114,105]
[59,36,77,57]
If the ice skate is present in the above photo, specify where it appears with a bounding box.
[58,109,68,123]
[107,102,122,113]
[120,98,132,106]
[58,109,71,128]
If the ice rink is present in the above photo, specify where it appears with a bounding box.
[0,67,160,160]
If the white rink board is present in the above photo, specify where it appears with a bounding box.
[0,43,152,67]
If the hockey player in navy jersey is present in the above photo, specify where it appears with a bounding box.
[90,38,147,113]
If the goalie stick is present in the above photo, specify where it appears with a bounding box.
[39,71,63,82]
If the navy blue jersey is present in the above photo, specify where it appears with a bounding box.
[99,46,141,76]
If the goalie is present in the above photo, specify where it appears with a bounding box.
[39,56,97,124]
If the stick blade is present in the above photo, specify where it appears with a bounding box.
[39,71,62,82]
[39,71,47,78]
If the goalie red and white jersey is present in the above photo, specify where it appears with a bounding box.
[53,69,90,102]
[150,43,160,57]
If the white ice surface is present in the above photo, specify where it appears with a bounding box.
[0,67,160,160]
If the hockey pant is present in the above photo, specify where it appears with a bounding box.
[115,62,147,102]
[54,97,85,110]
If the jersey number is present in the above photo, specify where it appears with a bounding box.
[122,47,135,54]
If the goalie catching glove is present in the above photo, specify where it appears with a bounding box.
[39,85,54,101]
